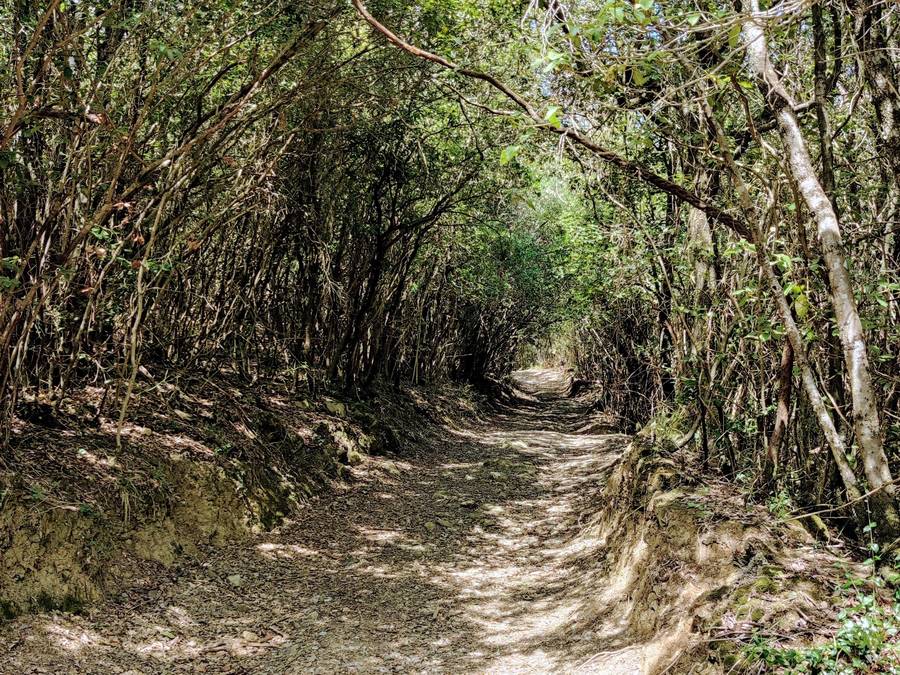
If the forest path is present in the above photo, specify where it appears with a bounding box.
[3,370,635,674]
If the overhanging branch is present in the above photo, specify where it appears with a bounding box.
[351,0,750,240]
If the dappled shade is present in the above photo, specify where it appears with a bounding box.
[3,371,644,672]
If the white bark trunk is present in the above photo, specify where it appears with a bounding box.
[687,207,715,301]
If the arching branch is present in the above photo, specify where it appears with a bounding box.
[351,0,751,240]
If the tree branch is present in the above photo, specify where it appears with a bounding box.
[351,0,751,239]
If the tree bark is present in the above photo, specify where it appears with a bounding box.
[698,94,864,505]
[743,1,898,534]
[853,0,900,191]
[767,340,794,480]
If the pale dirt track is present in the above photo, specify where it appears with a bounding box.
[0,370,644,674]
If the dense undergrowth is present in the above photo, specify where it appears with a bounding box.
[742,553,900,674]
[628,412,900,673]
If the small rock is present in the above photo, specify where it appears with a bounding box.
[227,574,243,587]
[241,630,259,642]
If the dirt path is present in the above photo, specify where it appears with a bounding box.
[1,370,634,674]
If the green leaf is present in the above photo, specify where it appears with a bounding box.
[0,256,20,272]
[0,276,20,292]
[728,23,742,49]
[686,12,701,26]
[544,105,563,129]
[90,226,113,242]
[0,151,18,169]
[499,145,522,166]
[773,253,792,272]
[631,66,647,86]
[794,292,810,319]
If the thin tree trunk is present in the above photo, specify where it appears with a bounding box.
[698,95,864,505]
[853,0,900,192]
[767,340,794,480]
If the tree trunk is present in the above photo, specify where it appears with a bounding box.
[743,2,898,535]
[766,340,794,482]
[697,94,864,507]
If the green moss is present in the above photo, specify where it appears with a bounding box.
[720,650,740,668]
[732,586,751,607]
[881,569,900,588]
[713,638,742,668]
[761,564,781,577]
[678,498,713,520]
[754,576,778,593]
